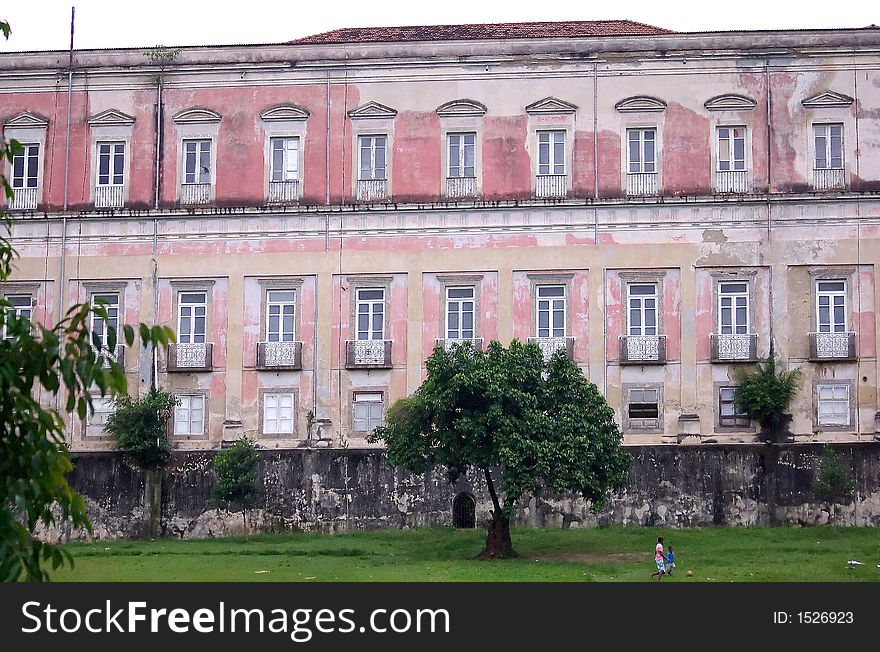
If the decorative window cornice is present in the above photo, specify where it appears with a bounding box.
[172,108,222,124]
[88,108,136,127]
[802,90,854,109]
[3,111,49,128]
[614,96,667,113]
[260,105,310,122]
[437,274,483,283]
[619,270,666,282]
[704,94,757,111]
[525,96,577,115]
[347,101,398,120]
[257,277,305,289]
[436,99,487,118]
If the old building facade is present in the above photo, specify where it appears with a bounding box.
[3,20,880,450]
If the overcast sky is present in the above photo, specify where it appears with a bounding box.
[1,0,877,52]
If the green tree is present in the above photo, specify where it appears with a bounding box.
[0,17,174,580]
[369,340,632,558]
[813,445,853,503]
[105,389,176,468]
[213,438,262,530]
[734,355,801,442]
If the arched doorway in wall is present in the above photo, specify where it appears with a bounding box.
[452,493,476,528]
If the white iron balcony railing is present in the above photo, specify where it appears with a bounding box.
[345,339,393,368]
[256,341,303,370]
[619,335,667,364]
[715,170,749,194]
[813,168,845,191]
[535,174,567,199]
[527,336,575,362]
[95,184,125,208]
[436,338,483,353]
[626,172,658,196]
[711,333,758,362]
[267,180,300,204]
[167,342,213,371]
[809,332,856,361]
[446,176,477,199]
[356,179,388,202]
[9,186,38,210]
[179,183,212,205]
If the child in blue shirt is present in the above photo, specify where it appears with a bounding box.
[666,545,676,575]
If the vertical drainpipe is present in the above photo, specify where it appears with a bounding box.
[57,8,74,412]
[594,61,607,396]
[764,58,774,355]
[151,74,163,391]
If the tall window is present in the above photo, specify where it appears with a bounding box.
[183,139,212,184]
[358,135,387,180]
[178,292,207,344]
[175,395,205,436]
[537,131,565,176]
[627,387,661,430]
[270,137,299,182]
[816,280,846,333]
[445,287,475,340]
[447,133,475,178]
[353,392,384,433]
[96,142,125,186]
[90,293,119,351]
[717,127,745,171]
[11,143,39,189]
[627,128,656,173]
[3,294,32,339]
[263,392,295,435]
[356,288,385,340]
[266,290,296,342]
[816,383,850,427]
[628,283,658,336]
[718,282,749,335]
[814,124,843,170]
[719,386,750,428]
[536,285,566,338]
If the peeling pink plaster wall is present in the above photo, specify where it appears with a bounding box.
[511,272,532,343]
[695,271,714,361]
[663,269,681,361]
[737,74,770,189]
[855,266,877,358]
[571,131,596,198]
[389,275,408,366]
[421,273,441,360]
[768,73,808,191]
[596,129,622,198]
[392,111,441,201]
[605,274,623,362]
[481,116,530,199]
[662,103,711,195]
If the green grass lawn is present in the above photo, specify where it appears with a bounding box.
[54,526,880,582]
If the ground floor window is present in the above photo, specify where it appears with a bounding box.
[353,391,384,433]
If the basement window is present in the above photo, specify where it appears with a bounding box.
[625,386,662,431]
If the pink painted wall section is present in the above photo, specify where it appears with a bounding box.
[694,271,715,361]
[330,84,359,204]
[571,131,596,197]
[479,273,499,345]
[392,111,441,201]
[662,103,711,195]
[768,73,809,191]
[855,266,877,358]
[421,274,441,360]
[481,116,530,199]
[662,269,682,361]
[596,129,623,198]
[737,74,770,190]
[389,275,408,366]
[605,274,622,362]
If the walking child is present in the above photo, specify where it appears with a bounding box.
[651,536,666,580]
[666,545,676,575]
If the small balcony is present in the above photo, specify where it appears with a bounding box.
[619,335,666,365]
[813,168,845,191]
[95,184,125,209]
[710,333,758,362]
[267,180,299,204]
[179,183,212,205]
[9,186,38,210]
[446,176,477,199]
[715,170,749,194]
[527,336,575,362]
[535,174,567,199]
[256,341,303,370]
[626,172,658,197]
[436,338,484,353]
[809,332,856,362]
[345,339,393,369]
[356,179,388,202]
[101,345,126,369]
[167,342,213,372]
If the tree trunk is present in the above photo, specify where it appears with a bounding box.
[476,467,519,559]
[143,467,163,539]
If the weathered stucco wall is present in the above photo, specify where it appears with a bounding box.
[38,443,880,542]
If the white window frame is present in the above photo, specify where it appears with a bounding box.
[813,123,844,170]
[265,289,296,343]
[357,135,387,181]
[536,285,566,338]
[627,128,657,174]
[11,142,40,189]
[718,281,750,335]
[2,294,32,339]
[263,392,295,435]
[352,391,384,433]
[445,286,476,340]
[447,132,476,179]
[182,138,212,184]
[269,136,299,183]
[177,291,207,344]
[816,383,851,427]
[716,126,746,172]
[96,141,125,187]
[537,130,566,176]
[356,288,385,341]
[174,394,206,436]
[627,283,658,337]
[816,280,847,333]
[87,396,116,429]
[89,292,120,351]
[627,387,661,430]
[718,386,750,428]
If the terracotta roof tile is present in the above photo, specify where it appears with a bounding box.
[291,20,673,45]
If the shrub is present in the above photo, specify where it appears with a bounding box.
[105,389,176,468]
[734,356,801,437]
[212,438,262,511]
[813,445,853,502]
